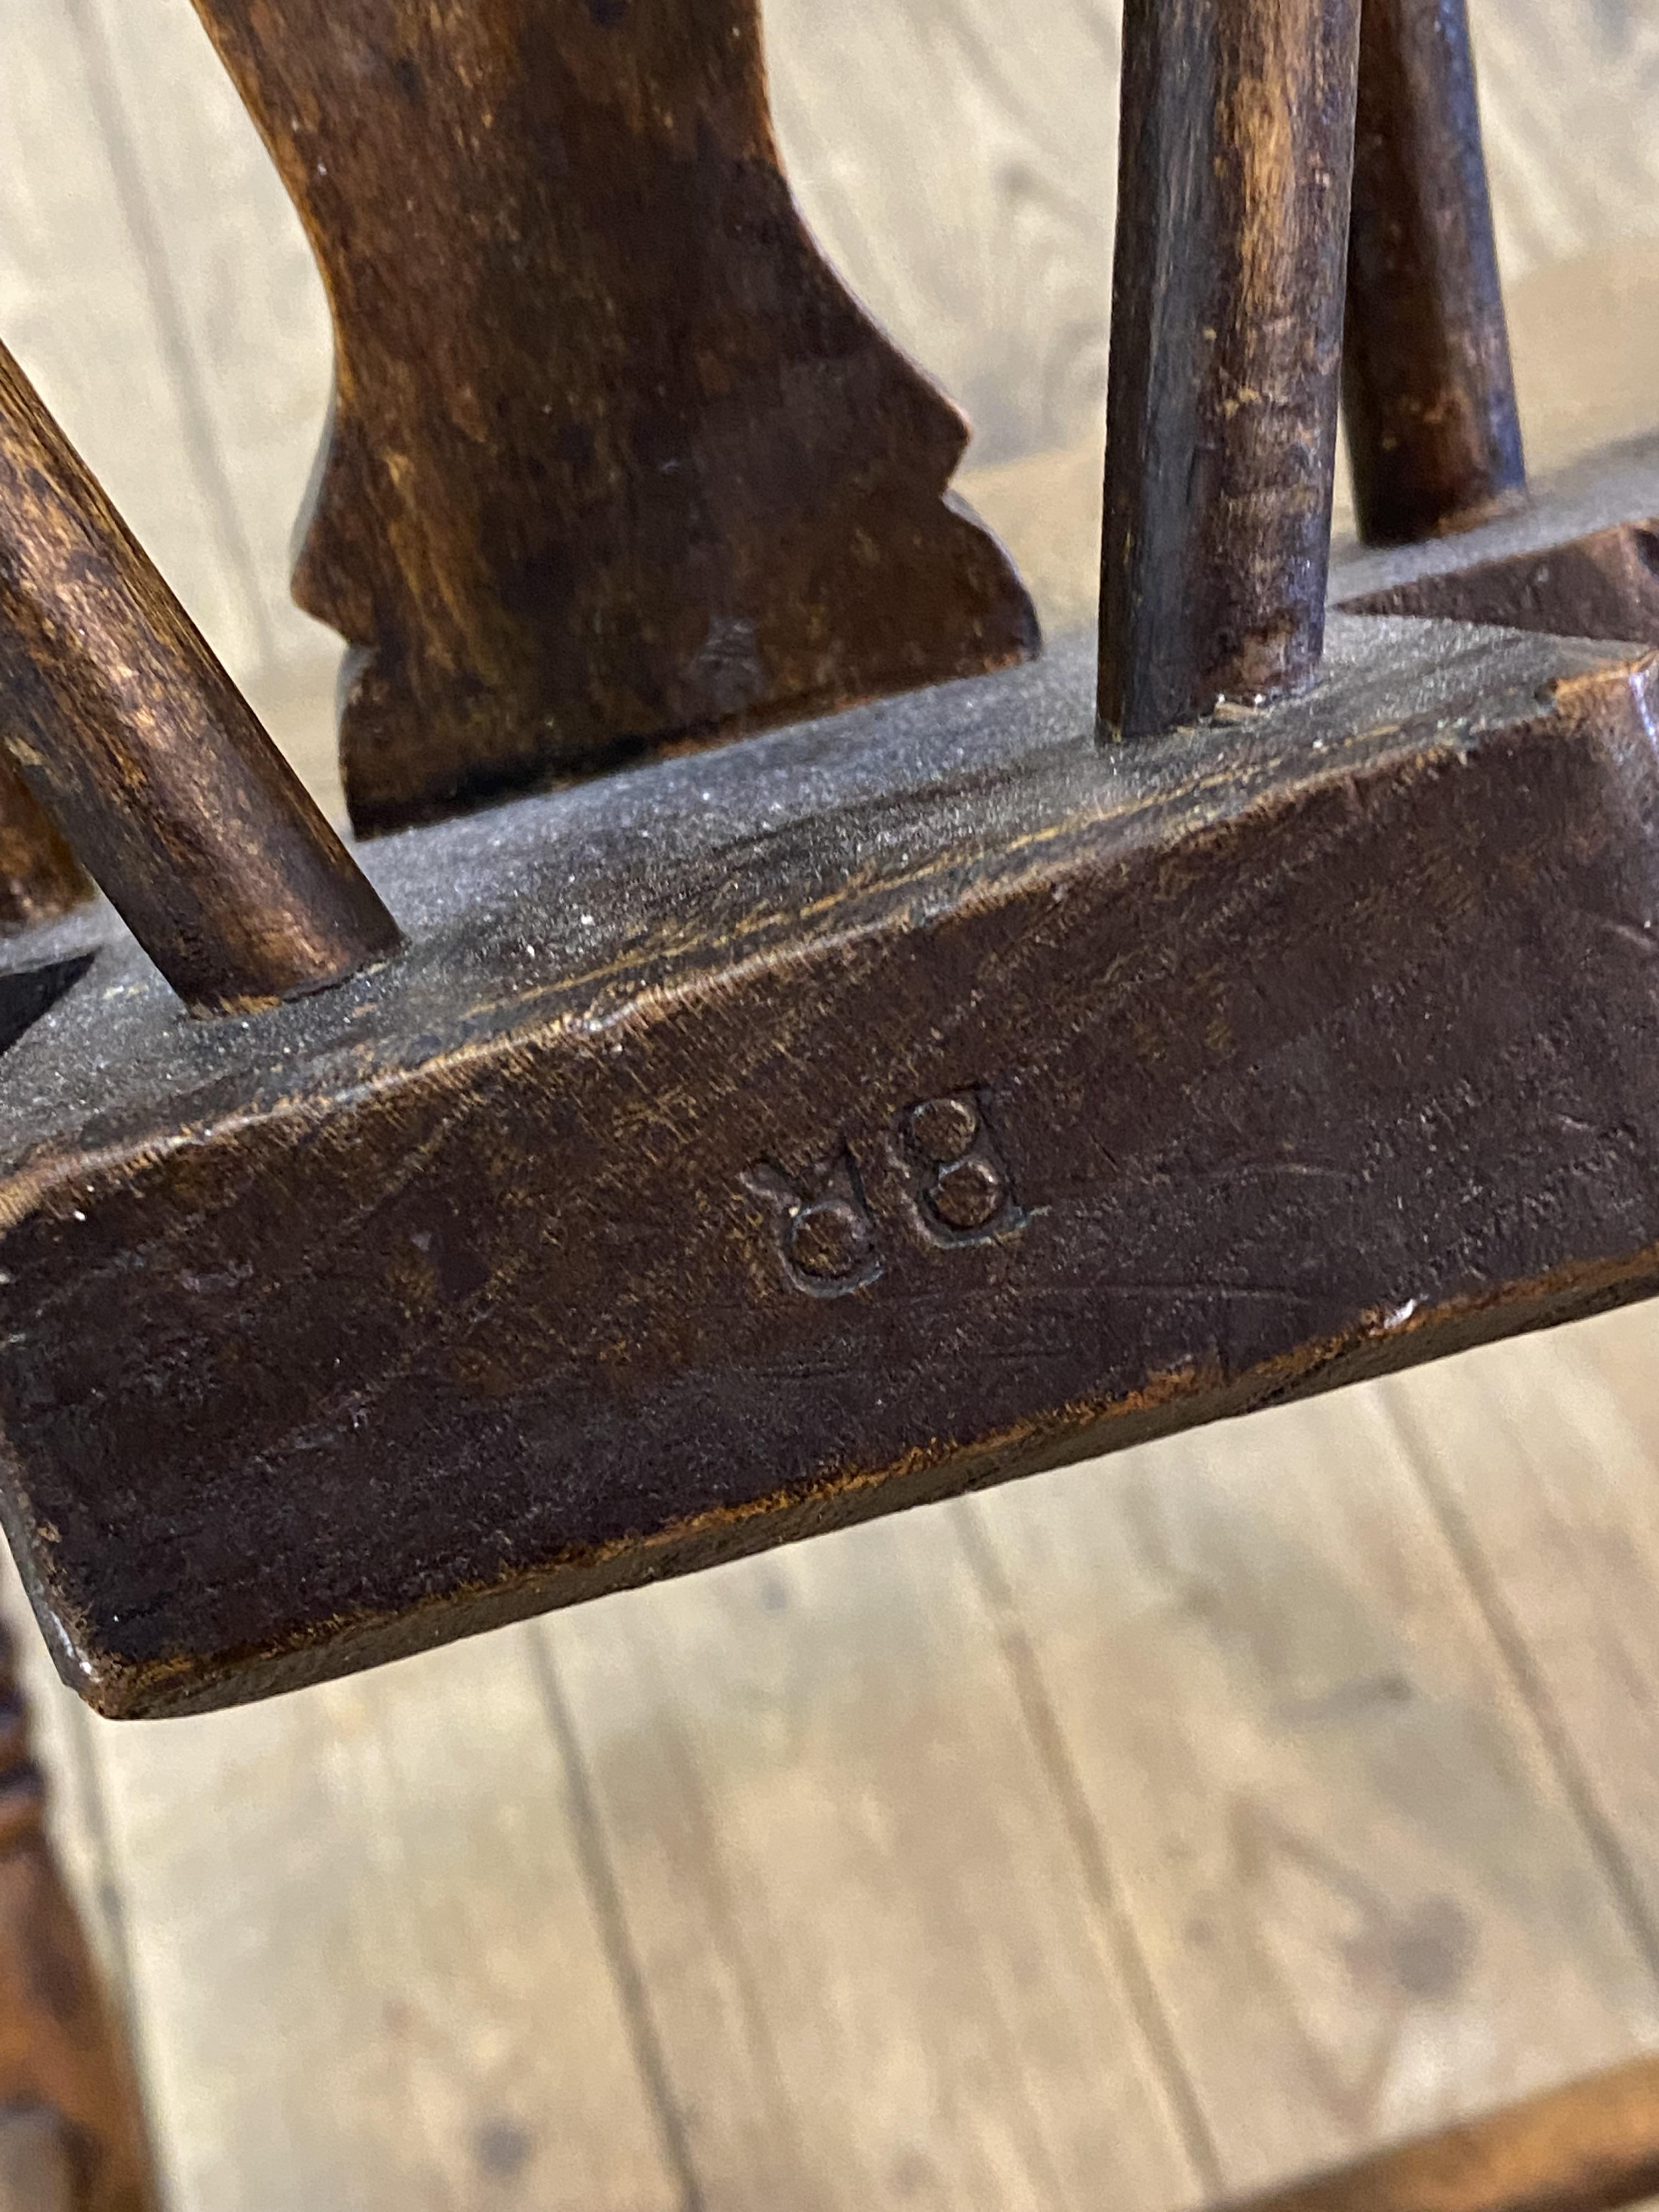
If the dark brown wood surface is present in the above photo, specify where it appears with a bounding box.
[187,0,1039,837]
[1333,428,1659,638]
[6,616,1659,1714]
[1342,0,1526,548]
[1346,518,1659,637]
[1099,0,1359,740]
[0,1624,156,2212]
[0,341,400,1017]
[1224,2052,1659,2212]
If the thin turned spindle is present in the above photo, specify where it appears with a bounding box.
[1099,0,1362,741]
[1344,0,1525,546]
[0,343,399,1016]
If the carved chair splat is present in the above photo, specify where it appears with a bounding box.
[4,0,1659,2205]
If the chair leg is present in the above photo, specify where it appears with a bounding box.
[0,1623,157,2212]
[1221,2050,1659,2212]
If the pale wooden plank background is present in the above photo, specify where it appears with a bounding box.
[9,3,1659,2207]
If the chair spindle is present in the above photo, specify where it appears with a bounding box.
[1099,0,1362,741]
[0,344,399,1017]
[1343,0,1526,546]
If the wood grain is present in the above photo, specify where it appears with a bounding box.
[0,1623,156,2212]
[10,0,1657,756]
[10,0,1653,827]
[1099,0,1359,738]
[1341,517,1659,639]
[188,0,1037,836]
[1331,430,1659,642]
[1342,0,1526,546]
[10,12,1659,2211]
[768,0,1659,472]
[73,0,341,706]
[543,1510,1206,2212]
[0,0,269,682]
[1383,1312,1659,1957]
[8,622,1659,1712]
[0,340,399,1014]
[763,0,1122,468]
[86,1626,684,2212]
[960,249,1659,654]
[1468,1,1659,284]
[967,1385,1659,2194]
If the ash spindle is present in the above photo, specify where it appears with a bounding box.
[1344,0,1526,546]
[0,343,399,1016]
[1099,0,1362,741]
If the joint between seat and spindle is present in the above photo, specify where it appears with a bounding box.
[1097,0,1363,746]
[1098,0,1526,744]
[0,341,400,1020]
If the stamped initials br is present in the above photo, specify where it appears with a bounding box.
[743,1091,1024,1297]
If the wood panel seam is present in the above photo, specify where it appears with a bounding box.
[527,1628,709,2212]
[1380,1385,1659,1996]
[952,1497,1226,2204]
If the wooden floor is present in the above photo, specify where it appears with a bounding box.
[10,2,1659,2206]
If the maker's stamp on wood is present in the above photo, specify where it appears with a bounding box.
[744,1090,1025,1296]
[741,1149,883,1299]
[894,1091,1023,1244]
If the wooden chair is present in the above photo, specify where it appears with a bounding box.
[3,0,1659,2203]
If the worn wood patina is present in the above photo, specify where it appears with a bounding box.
[1099,0,1360,740]
[14,0,1659,2202]
[187,0,1039,836]
[1334,430,1659,640]
[6,616,1659,1714]
[1342,0,1526,547]
[0,343,400,1016]
[5,0,1659,1734]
